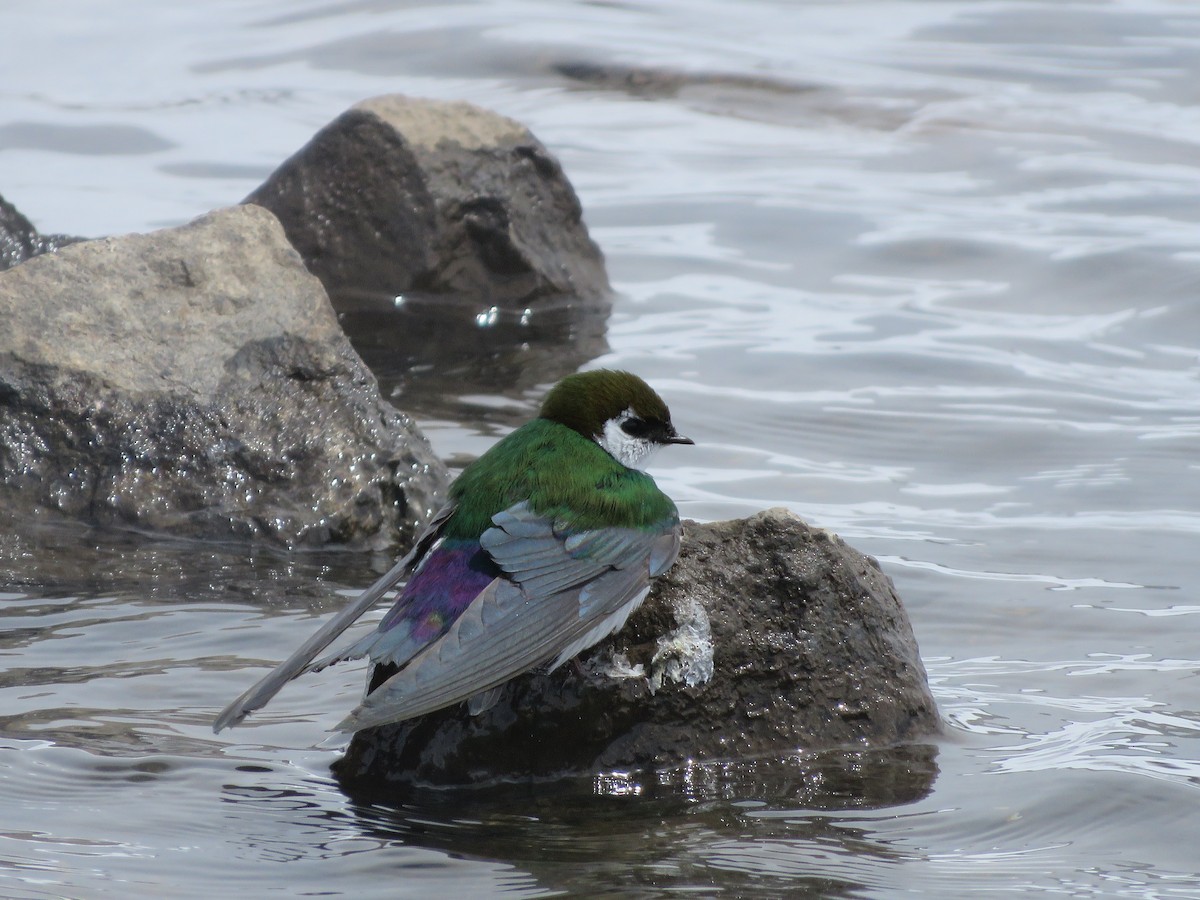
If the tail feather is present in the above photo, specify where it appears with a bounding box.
[302,632,377,674]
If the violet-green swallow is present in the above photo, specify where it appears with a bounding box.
[214,369,693,734]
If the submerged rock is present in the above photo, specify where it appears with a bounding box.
[340,746,940,869]
[0,191,82,271]
[334,508,939,787]
[0,205,446,546]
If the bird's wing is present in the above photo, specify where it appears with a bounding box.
[335,500,681,733]
[212,500,457,732]
[312,537,499,673]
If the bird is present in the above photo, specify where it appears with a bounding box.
[213,369,693,735]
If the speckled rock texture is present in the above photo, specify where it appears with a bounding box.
[0,205,446,546]
[334,508,940,787]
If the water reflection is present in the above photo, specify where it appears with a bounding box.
[323,745,939,896]
[334,288,610,423]
[0,511,371,611]
[219,781,378,865]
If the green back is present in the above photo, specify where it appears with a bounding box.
[446,418,678,538]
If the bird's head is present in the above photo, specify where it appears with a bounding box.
[540,369,694,469]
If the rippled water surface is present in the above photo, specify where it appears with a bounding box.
[3,1,1200,896]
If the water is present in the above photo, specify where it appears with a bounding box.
[3,0,1200,896]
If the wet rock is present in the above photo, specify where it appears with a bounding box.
[552,60,916,131]
[553,60,822,100]
[0,191,82,271]
[245,95,613,406]
[334,508,939,787]
[245,94,611,312]
[0,204,447,547]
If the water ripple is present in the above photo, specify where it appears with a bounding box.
[931,655,1200,790]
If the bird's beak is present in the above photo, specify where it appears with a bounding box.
[668,433,695,445]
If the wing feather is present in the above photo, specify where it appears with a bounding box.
[648,527,682,577]
[335,500,680,733]
[211,500,457,732]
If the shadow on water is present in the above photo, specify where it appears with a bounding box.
[324,744,940,896]
[332,288,611,424]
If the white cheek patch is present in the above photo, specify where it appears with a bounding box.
[596,409,659,470]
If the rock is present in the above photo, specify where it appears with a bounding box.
[552,61,914,131]
[245,94,611,311]
[553,60,822,100]
[244,95,613,404]
[333,508,939,787]
[0,191,82,271]
[0,205,447,547]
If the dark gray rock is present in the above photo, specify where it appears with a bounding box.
[552,61,915,131]
[0,204,447,547]
[244,95,613,409]
[0,191,82,271]
[554,60,822,100]
[245,94,611,311]
[334,508,939,787]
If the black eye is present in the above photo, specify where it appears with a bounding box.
[620,417,652,438]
